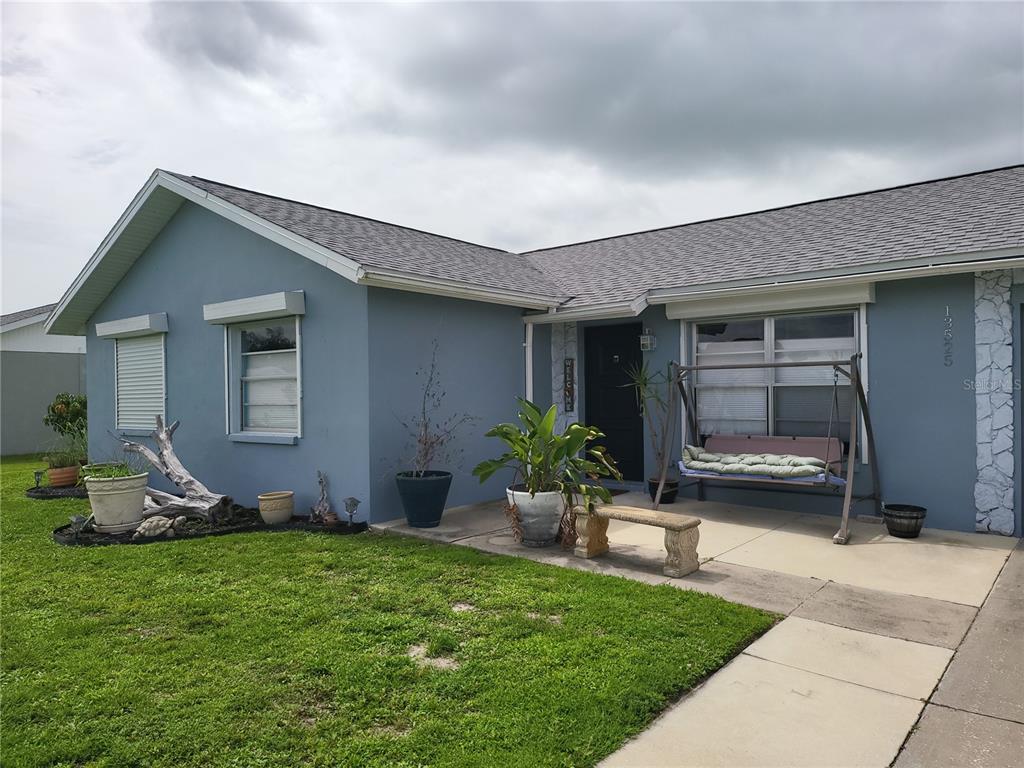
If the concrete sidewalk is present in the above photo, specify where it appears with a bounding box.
[893,541,1024,768]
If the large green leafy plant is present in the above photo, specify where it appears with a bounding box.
[473,398,621,542]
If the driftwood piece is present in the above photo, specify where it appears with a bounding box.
[310,470,338,525]
[116,416,230,521]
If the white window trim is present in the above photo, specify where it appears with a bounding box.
[689,307,865,451]
[114,332,166,433]
[223,315,303,442]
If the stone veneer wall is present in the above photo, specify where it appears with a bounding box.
[974,270,1018,534]
[550,322,579,432]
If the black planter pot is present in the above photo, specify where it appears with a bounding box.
[395,471,453,528]
[647,478,679,504]
[883,504,927,539]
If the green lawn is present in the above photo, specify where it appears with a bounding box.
[1,455,775,767]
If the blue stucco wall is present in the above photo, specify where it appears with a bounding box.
[366,289,527,521]
[868,275,978,531]
[86,202,372,518]
[530,323,552,411]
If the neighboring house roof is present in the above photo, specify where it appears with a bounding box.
[525,165,1024,309]
[167,174,568,301]
[45,164,1024,335]
[1,303,56,331]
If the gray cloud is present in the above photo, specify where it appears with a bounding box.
[144,1,319,75]
[2,1,1023,314]
[356,2,1023,177]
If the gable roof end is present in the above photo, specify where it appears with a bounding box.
[46,170,570,335]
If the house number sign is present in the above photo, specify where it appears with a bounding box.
[943,305,953,367]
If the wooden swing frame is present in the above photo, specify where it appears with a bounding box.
[652,353,882,544]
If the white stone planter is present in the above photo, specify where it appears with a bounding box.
[85,473,148,533]
[506,487,565,547]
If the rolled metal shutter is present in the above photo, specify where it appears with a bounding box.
[115,334,165,430]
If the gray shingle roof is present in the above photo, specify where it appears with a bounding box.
[169,173,568,300]
[525,165,1024,308]
[1,303,56,328]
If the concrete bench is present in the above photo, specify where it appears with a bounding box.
[574,505,701,578]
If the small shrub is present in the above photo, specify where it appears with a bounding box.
[399,340,476,475]
[43,393,87,438]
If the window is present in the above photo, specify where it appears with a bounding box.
[694,311,857,445]
[228,317,301,435]
[115,334,166,430]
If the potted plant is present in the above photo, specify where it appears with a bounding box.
[42,392,88,487]
[83,454,150,533]
[625,361,679,503]
[43,434,87,487]
[473,398,621,547]
[395,342,476,528]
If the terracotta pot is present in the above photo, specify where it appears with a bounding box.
[47,465,80,488]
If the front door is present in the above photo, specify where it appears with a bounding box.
[584,324,644,481]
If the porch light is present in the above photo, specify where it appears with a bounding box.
[639,328,656,351]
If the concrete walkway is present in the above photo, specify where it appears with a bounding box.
[893,541,1024,768]
[377,497,1021,767]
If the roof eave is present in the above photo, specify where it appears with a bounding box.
[646,246,1024,305]
[359,268,566,310]
[523,293,648,324]
[0,312,52,333]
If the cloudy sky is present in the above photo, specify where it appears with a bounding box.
[2,1,1022,314]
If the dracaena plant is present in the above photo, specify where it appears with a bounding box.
[472,398,622,513]
[623,361,676,479]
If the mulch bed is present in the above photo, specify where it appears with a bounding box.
[26,486,89,500]
[53,504,368,547]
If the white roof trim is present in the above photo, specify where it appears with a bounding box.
[204,291,306,324]
[96,313,168,339]
[664,283,875,321]
[1,312,52,333]
[156,173,363,283]
[524,300,640,324]
[359,268,564,310]
[46,171,174,336]
[647,248,1024,304]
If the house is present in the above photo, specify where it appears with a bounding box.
[45,166,1024,534]
[1,303,86,455]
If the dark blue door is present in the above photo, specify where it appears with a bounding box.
[584,324,644,481]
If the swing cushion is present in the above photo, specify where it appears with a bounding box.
[682,435,843,480]
[704,435,843,472]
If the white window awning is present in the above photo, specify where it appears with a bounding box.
[95,313,168,339]
[203,291,305,325]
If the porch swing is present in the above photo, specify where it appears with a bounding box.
[651,353,882,544]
